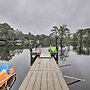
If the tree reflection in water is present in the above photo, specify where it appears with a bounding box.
[0,43,30,61]
[72,44,90,55]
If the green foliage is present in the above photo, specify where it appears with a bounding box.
[72,28,90,47]
[72,28,90,55]
[51,25,70,47]
[0,23,90,49]
[0,23,26,42]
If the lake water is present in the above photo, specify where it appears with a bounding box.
[0,46,90,90]
[59,51,90,90]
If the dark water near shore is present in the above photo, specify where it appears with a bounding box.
[0,45,90,90]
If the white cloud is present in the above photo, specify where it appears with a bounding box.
[0,0,90,34]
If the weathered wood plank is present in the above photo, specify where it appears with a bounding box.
[40,49,51,58]
[19,71,32,90]
[19,48,69,90]
[30,58,60,71]
[33,72,41,90]
[41,72,47,90]
[47,71,54,90]
[26,72,37,90]
[52,72,62,90]
[57,72,69,90]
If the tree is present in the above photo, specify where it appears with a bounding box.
[51,25,70,55]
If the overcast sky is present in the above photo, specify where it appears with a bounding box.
[0,0,90,35]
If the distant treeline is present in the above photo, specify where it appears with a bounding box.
[0,23,24,42]
[0,23,90,48]
[72,29,90,47]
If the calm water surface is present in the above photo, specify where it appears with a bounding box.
[0,46,90,90]
[60,51,90,90]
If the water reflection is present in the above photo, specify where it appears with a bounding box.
[58,45,90,90]
[0,43,29,61]
[72,45,90,55]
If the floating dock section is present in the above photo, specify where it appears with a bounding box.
[19,48,69,90]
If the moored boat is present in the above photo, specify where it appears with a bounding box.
[0,64,15,89]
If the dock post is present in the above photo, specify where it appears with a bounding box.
[56,46,58,62]
[29,47,32,61]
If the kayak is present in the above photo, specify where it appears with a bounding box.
[0,64,15,88]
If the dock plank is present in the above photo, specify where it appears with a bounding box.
[57,72,69,90]
[41,72,47,90]
[33,72,41,90]
[19,71,32,90]
[19,48,69,90]
[52,72,62,90]
[26,72,37,90]
[40,49,51,58]
[30,58,59,71]
[47,72,54,90]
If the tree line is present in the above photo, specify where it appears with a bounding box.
[0,23,90,50]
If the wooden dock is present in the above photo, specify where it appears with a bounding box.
[19,48,69,90]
